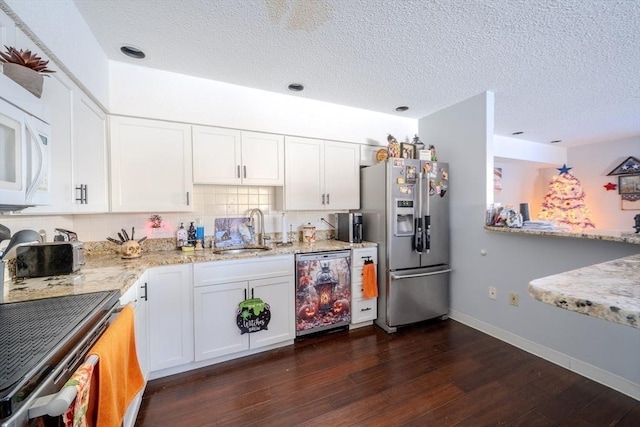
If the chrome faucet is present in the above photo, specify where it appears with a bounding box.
[249,208,265,246]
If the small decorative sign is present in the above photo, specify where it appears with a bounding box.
[236,297,271,334]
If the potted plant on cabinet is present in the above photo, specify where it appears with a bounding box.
[0,45,55,98]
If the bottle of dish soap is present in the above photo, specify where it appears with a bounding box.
[176,223,187,248]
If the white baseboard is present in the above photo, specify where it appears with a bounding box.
[449,310,640,401]
[149,339,294,380]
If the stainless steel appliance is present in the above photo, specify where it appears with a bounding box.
[0,291,120,427]
[15,241,84,278]
[295,251,351,336]
[360,159,450,333]
[336,213,363,243]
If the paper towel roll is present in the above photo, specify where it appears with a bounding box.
[281,213,288,243]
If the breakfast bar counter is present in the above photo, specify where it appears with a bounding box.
[528,253,640,328]
[484,226,640,328]
[484,225,640,245]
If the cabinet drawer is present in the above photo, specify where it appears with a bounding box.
[352,264,378,299]
[193,255,294,287]
[351,247,377,267]
[351,297,377,323]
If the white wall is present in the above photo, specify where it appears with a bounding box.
[420,92,640,399]
[494,135,566,165]
[493,160,540,215]
[109,62,417,146]
[565,135,640,230]
[494,134,639,230]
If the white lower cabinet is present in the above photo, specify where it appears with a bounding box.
[147,264,194,372]
[351,247,379,328]
[193,255,295,362]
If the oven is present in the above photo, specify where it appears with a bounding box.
[0,291,120,427]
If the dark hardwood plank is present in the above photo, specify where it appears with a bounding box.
[135,320,640,426]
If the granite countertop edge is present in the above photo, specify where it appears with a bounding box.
[484,226,640,245]
[3,240,376,304]
[528,254,640,329]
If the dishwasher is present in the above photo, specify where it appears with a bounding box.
[295,251,351,336]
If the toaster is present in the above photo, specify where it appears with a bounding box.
[15,241,84,278]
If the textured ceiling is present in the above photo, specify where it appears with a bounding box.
[72,0,640,147]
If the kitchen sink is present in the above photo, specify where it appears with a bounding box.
[212,247,272,255]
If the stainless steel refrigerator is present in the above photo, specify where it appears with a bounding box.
[360,158,450,333]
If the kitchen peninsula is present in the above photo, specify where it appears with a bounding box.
[485,226,640,328]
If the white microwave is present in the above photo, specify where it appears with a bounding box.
[0,74,51,212]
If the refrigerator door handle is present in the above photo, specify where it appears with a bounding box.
[425,215,431,252]
[391,269,452,280]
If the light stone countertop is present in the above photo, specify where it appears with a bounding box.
[485,226,640,245]
[528,254,640,328]
[3,240,376,304]
[486,226,640,328]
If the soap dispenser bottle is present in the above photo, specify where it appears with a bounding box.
[176,223,187,248]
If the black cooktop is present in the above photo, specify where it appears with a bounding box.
[0,291,120,419]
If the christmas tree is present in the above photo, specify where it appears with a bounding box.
[538,164,595,229]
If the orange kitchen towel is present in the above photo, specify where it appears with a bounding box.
[362,262,378,299]
[62,361,94,427]
[87,305,144,427]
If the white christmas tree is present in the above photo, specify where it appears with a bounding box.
[538,164,595,229]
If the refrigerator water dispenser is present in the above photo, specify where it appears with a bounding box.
[394,199,415,236]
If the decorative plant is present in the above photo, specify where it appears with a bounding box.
[0,45,55,75]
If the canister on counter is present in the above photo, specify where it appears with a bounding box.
[302,223,316,243]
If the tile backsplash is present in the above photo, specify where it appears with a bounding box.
[0,185,341,244]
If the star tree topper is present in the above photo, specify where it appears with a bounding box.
[557,164,572,174]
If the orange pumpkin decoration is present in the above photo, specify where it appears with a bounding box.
[333,299,350,315]
[298,304,317,320]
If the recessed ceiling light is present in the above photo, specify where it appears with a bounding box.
[120,45,146,59]
[288,83,305,92]
[550,140,562,144]
[395,106,409,112]
[511,131,524,135]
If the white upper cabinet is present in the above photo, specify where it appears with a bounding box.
[109,116,193,212]
[22,62,108,214]
[72,92,108,213]
[241,131,284,186]
[282,136,360,210]
[193,126,284,186]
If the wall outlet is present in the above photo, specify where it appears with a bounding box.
[509,292,519,306]
[489,286,497,300]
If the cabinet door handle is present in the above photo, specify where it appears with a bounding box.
[251,288,254,299]
[243,165,247,179]
[322,194,325,205]
[186,192,190,206]
[361,307,372,312]
[84,184,88,204]
[326,193,330,205]
[237,165,241,178]
[75,184,88,204]
[244,289,247,300]
[141,282,148,301]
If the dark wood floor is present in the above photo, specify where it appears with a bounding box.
[135,320,640,426]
